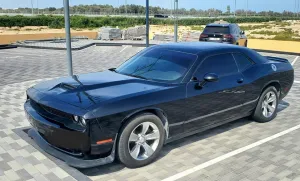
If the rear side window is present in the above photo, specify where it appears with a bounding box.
[236,25,241,33]
[196,53,238,78]
[203,26,230,34]
[231,25,239,34]
[232,53,253,72]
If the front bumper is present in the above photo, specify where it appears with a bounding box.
[24,100,115,168]
[28,128,115,168]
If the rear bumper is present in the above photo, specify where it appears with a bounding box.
[199,39,233,44]
[24,100,115,168]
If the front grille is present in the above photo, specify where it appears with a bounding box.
[40,105,74,120]
[30,99,73,121]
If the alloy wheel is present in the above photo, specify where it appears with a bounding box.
[261,91,277,118]
[128,122,160,161]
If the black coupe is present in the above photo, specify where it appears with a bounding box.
[25,42,294,168]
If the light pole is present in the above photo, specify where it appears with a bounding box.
[170,0,173,16]
[37,0,39,14]
[297,0,300,17]
[146,0,149,47]
[174,0,178,42]
[234,0,236,17]
[31,0,34,16]
[246,0,248,17]
[125,0,127,15]
[63,0,73,76]
[118,0,120,15]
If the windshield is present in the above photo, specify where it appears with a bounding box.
[203,26,230,34]
[116,47,197,83]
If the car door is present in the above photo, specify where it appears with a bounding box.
[184,53,245,132]
[231,52,258,110]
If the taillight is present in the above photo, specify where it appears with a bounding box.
[200,34,208,38]
[223,34,233,39]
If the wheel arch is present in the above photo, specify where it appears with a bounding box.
[261,80,281,97]
[118,108,170,142]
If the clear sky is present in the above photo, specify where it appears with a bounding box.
[0,0,299,13]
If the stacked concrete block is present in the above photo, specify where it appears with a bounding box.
[122,26,146,40]
[98,27,122,40]
[181,31,202,42]
[153,34,174,41]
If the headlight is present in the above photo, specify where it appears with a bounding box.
[73,115,86,127]
[73,115,79,123]
[80,118,86,127]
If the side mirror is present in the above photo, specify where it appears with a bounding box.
[204,73,219,82]
[196,73,219,89]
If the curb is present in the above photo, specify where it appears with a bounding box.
[12,42,300,56]
[15,43,95,51]
[252,49,300,56]
[0,44,18,49]
[14,42,156,51]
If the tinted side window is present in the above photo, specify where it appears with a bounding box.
[231,25,236,34]
[234,25,240,34]
[197,53,238,78]
[232,53,253,72]
[236,25,241,33]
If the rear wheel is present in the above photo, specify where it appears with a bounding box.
[117,113,165,168]
[252,86,279,123]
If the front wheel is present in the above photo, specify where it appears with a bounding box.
[252,86,279,123]
[117,113,165,168]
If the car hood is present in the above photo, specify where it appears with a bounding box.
[31,71,169,110]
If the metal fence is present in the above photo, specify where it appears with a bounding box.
[0,9,299,18]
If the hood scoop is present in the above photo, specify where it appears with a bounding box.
[49,82,80,92]
[60,83,79,90]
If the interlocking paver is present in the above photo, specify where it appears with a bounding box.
[15,169,33,180]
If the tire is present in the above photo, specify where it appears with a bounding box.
[252,86,279,123]
[117,113,165,168]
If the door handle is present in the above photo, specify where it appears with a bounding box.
[237,78,244,84]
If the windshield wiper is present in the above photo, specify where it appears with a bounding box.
[128,74,148,80]
[109,68,117,73]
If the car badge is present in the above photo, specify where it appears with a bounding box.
[271,64,277,71]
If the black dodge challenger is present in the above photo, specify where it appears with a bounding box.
[25,42,294,168]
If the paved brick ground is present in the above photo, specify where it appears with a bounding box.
[0,46,144,86]
[14,40,164,50]
[0,46,299,181]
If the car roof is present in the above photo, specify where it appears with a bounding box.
[157,42,244,54]
[206,23,231,27]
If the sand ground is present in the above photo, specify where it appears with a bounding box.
[1,21,300,53]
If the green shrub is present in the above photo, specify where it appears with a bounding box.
[49,18,64,28]
[0,15,300,28]
[190,26,204,31]
[250,30,279,35]
[240,25,271,31]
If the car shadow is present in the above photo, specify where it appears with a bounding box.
[79,100,290,176]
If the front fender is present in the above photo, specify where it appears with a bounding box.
[120,107,170,141]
